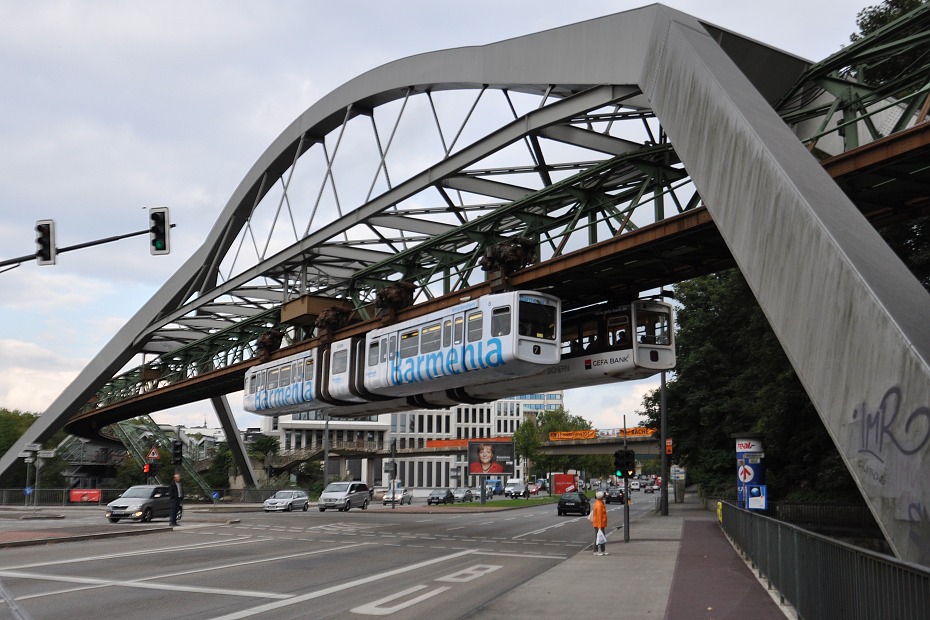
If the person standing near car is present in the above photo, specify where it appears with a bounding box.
[591,490,608,555]
[169,472,183,526]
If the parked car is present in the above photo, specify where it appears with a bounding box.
[382,485,412,505]
[528,484,540,495]
[263,489,310,512]
[486,479,504,495]
[557,491,591,516]
[504,483,528,498]
[427,488,455,505]
[318,481,370,512]
[105,485,177,523]
[605,486,625,504]
[452,487,474,502]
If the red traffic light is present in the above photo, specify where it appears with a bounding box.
[143,463,151,473]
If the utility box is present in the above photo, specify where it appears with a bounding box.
[280,295,353,327]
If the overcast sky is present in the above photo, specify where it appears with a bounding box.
[0,1,863,435]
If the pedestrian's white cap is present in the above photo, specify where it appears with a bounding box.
[596,491,604,499]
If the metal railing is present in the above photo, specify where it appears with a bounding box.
[0,487,284,507]
[720,501,930,620]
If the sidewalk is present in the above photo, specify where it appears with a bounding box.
[475,491,794,620]
[0,493,793,619]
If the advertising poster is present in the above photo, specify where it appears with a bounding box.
[467,440,515,476]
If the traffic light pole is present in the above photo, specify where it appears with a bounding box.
[623,416,630,542]
[0,224,176,270]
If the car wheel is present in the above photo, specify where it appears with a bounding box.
[362,500,369,510]
[557,509,563,516]
[345,501,351,512]
[141,507,153,523]
[319,507,325,512]
[302,503,309,512]
[286,503,292,512]
[109,518,120,523]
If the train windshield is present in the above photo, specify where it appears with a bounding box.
[517,297,558,340]
[636,306,672,345]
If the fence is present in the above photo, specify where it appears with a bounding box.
[720,501,930,620]
[0,487,280,507]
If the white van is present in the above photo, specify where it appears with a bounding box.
[629,480,641,491]
[504,478,525,498]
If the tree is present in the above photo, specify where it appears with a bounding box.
[248,434,280,459]
[640,270,862,502]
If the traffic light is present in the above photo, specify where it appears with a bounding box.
[143,463,151,474]
[35,219,56,265]
[149,207,170,255]
[172,439,184,465]
[622,450,636,478]
[613,450,623,477]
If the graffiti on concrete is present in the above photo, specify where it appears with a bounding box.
[853,386,930,463]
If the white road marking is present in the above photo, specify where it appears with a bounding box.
[350,585,451,615]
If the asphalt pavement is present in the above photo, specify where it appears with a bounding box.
[0,490,793,619]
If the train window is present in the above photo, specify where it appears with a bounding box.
[491,306,512,337]
[442,320,452,347]
[280,364,291,386]
[332,349,349,374]
[389,335,397,359]
[293,362,302,382]
[368,341,379,366]
[608,315,631,347]
[518,299,557,340]
[381,337,388,363]
[267,367,279,390]
[466,311,483,343]
[453,316,464,344]
[400,329,419,359]
[421,323,441,353]
[636,307,672,345]
[304,358,314,378]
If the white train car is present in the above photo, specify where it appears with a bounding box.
[243,349,321,415]
[423,299,675,404]
[361,290,561,398]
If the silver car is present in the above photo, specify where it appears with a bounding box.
[105,485,177,523]
[263,489,310,512]
[382,485,412,505]
[318,481,370,512]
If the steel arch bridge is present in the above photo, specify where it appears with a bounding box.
[4,4,930,563]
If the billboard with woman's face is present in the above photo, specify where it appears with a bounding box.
[468,440,515,475]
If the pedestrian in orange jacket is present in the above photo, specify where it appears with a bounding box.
[591,491,608,555]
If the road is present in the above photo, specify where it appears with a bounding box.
[0,494,656,619]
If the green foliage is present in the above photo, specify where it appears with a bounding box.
[640,270,862,504]
[203,442,234,489]
[513,407,610,479]
[849,0,927,89]
[248,434,280,458]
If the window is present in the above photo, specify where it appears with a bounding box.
[466,311,483,343]
[517,298,557,340]
[267,367,279,390]
[454,316,464,344]
[442,320,452,347]
[380,338,388,363]
[608,315,631,347]
[280,364,291,386]
[491,306,512,336]
[304,358,314,379]
[400,329,419,359]
[368,341,379,366]
[332,349,348,374]
[421,323,441,353]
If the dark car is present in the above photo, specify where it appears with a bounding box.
[557,491,591,516]
[427,488,454,505]
[605,486,625,504]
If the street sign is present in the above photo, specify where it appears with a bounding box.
[18,452,32,458]
[738,465,754,483]
[38,450,56,459]
[147,446,160,459]
[25,443,42,451]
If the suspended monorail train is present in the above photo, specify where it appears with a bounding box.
[243,291,675,417]
[243,290,561,415]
